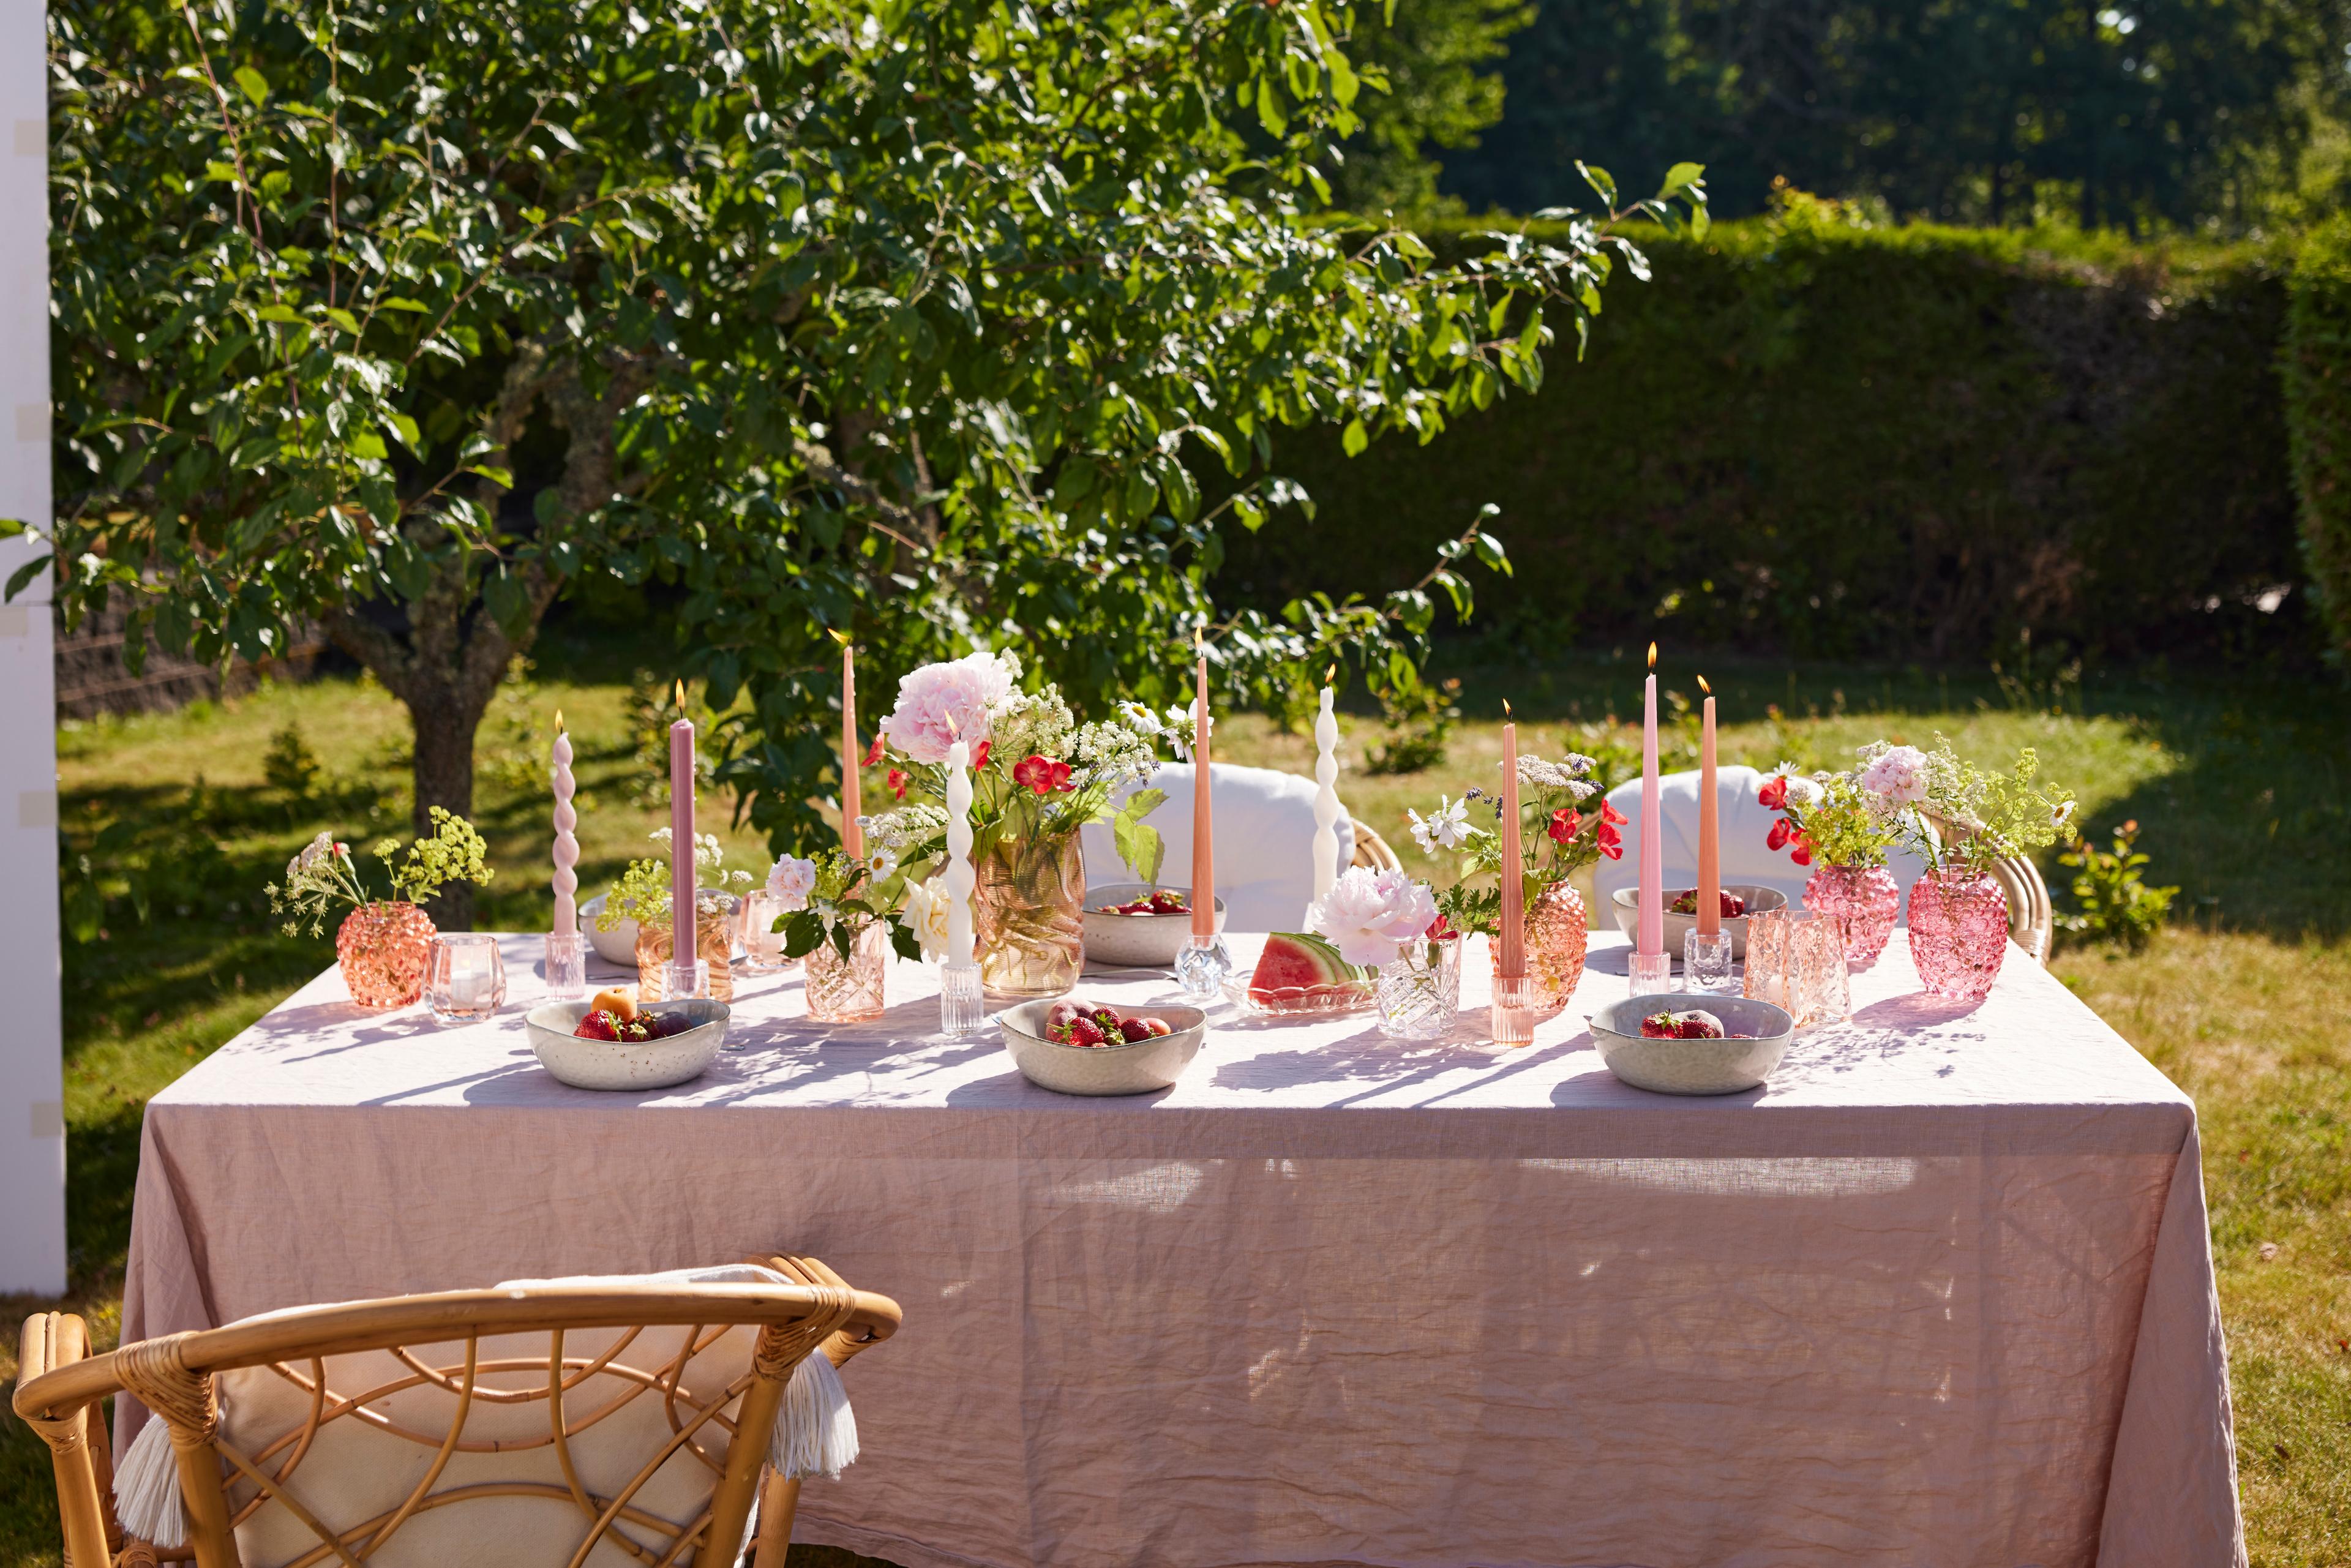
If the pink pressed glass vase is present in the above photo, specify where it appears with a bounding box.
[336,901,437,1010]
[1805,863,1901,972]
[1907,869,2010,1001]
[1488,882,1586,1019]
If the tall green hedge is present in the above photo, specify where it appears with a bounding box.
[1225,211,2312,667]
[2286,219,2351,669]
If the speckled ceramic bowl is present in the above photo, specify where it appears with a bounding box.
[1610,883,1787,960]
[525,998,729,1090]
[1082,884,1229,970]
[1588,993,1795,1095]
[998,999,1207,1095]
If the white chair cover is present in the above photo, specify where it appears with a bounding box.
[1591,765,1929,917]
[1080,762,1352,933]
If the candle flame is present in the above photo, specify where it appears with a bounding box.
[673,680,686,708]
[1502,698,1512,718]
[828,628,850,647]
[554,708,564,732]
[1193,626,1204,653]
[1647,642,1657,670]
[1697,675,1711,694]
[1324,663,1336,685]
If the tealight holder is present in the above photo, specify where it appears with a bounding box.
[1174,934,1234,1000]
[1490,973,1536,1047]
[1627,948,1673,997]
[939,964,986,1035]
[1683,928,1736,994]
[542,931,587,1000]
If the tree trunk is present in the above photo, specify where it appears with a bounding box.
[408,688,491,931]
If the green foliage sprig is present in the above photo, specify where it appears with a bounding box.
[2057,820,2178,951]
[264,808,493,936]
[1416,752,1618,938]
[1904,737,2074,881]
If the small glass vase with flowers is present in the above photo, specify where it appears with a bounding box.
[1758,762,1910,971]
[866,650,1179,998]
[1411,749,1621,1019]
[266,809,497,1010]
[761,847,923,1022]
[1858,738,2072,1001]
[1304,866,1453,1038]
[595,830,756,1002]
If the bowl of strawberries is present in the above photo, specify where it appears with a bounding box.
[1082,883,1228,970]
[524,988,729,1091]
[1610,883,1785,960]
[1586,993,1794,1095]
[997,996,1208,1095]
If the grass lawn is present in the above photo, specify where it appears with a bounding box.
[2,637,2346,1565]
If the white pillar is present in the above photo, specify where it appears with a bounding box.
[0,0,66,1294]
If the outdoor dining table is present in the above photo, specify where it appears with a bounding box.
[118,928,2241,1568]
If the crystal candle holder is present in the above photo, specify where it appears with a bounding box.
[939,964,986,1035]
[1627,948,1673,996]
[1490,972,1537,1047]
[427,934,507,1026]
[1683,928,1736,994]
[664,958,712,1001]
[1742,907,1852,1029]
[542,932,587,1000]
[1174,934,1234,1000]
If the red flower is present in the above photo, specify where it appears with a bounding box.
[1766,818,1792,852]
[887,768,909,800]
[1788,829,1812,867]
[864,733,886,767]
[1014,754,1074,793]
[1428,913,1454,940]
[972,739,991,772]
[1600,799,1627,827]
[1758,775,1788,811]
[1548,807,1580,844]
[1594,820,1624,860]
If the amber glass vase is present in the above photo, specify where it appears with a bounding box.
[975,834,1086,997]
[1490,882,1587,1019]
[633,895,738,1003]
[337,902,437,1010]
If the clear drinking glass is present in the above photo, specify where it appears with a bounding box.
[426,934,507,1026]
[739,889,790,975]
[1377,934,1463,1040]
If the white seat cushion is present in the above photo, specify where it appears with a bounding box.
[1080,762,1352,932]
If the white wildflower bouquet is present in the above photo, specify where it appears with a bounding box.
[1408,751,1620,939]
[266,808,494,937]
[596,828,756,932]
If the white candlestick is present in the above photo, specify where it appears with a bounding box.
[551,718,578,935]
[1310,686,1341,904]
[944,738,976,969]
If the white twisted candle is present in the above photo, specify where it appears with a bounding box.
[551,718,579,934]
[1310,685,1341,903]
[943,738,975,968]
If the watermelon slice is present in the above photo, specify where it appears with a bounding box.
[1249,931,1363,1003]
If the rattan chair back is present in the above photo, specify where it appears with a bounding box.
[15,1256,898,1568]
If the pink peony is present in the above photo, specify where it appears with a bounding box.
[879,652,1016,764]
[1307,866,1440,969]
[1859,745,1930,805]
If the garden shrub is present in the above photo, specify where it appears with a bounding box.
[2285,217,2351,669]
[1225,207,2312,668]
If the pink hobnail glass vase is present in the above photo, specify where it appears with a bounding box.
[1487,882,1587,1020]
[336,901,437,1010]
[1907,869,2010,1001]
[1805,863,1901,972]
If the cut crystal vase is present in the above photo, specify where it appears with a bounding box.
[806,919,891,1023]
[1376,934,1464,1040]
[634,895,738,1003]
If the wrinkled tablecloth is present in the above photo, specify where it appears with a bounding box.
[121,931,2241,1568]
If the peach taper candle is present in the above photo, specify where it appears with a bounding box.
[1191,631,1215,939]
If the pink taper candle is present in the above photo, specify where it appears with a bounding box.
[551,712,578,934]
[1697,676,1720,937]
[1191,634,1215,940]
[1498,703,1524,977]
[669,681,695,936]
[840,639,863,860]
[1638,645,1663,956]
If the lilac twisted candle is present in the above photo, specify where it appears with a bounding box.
[551,713,578,934]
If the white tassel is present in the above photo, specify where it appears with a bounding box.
[770,1349,858,1480]
[113,1416,187,1548]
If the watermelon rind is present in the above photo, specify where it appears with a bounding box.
[1249,931,1373,1001]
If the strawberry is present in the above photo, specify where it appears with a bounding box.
[1641,1010,1682,1039]
[1641,1008,1726,1040]
[574,1010,621,1041]
[1119,1018,1153,1043]
[1068,1016,1108,1047]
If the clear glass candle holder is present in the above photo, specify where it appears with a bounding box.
[1174,934,1234,1000]
[542,931,587,1000]
[427,934,507,1026]
[1683,928,1736,994]
[664,958,712,1001]
[1627,948,1673,996]
[939,964,986,1035]
[1377,934,1463,1040]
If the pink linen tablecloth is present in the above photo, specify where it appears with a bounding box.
[119,931,2240,1568]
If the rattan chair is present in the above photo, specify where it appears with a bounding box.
[15,1255,899,1568]
[1348,819,1401,873]
[1923,812,2055,964]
